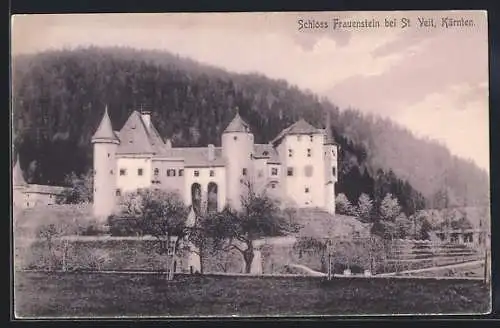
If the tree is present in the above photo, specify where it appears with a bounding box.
[119,188,191,255]
[395,213,412,239]
[56,170,94,204]
[356,193,373,222]
[186,201,219,274]
[419,218,433,240]
[379,193,402,222]
[335,193,353,215]
[371,219,397,240]
[209,182,299,273]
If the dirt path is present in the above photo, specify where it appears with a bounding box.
[377,259,484,277]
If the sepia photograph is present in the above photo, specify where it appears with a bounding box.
[11,11,491,318]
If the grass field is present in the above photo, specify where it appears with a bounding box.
[14,271,490,317]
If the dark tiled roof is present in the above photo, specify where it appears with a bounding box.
[253,144,281,164]
[116,111,156,155]
[271,119,322,145]
[157,147,226,167]
[223,113,251,133]
[92,107,119,142]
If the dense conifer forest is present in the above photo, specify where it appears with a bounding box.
[11,47,490,216]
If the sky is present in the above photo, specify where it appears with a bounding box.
[11,11,490,173]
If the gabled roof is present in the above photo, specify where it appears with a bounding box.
[13,155,27,186]
[271,119,322,145]
[223,113,251,134]
[157,147,226,167]
[253,144,281,164]
[92,106,119,143]
[116,111,159,155]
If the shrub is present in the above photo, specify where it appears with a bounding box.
[107,215,144,236]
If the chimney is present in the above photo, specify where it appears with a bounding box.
[208,144,215,161]
[141,110,151,129]
[165,139,172,149]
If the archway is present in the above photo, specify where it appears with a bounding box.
[191,183,202,215]
[207,182,218,213]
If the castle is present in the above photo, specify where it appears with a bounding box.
[13,155,68,209]
[91,107,339,220]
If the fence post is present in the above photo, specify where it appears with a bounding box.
[484,249,489,284]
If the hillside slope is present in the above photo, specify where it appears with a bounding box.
[11,47,489,211]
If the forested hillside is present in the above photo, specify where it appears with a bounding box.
[11,47,489,214]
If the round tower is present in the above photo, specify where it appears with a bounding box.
[323,111,338,215]
[222,110,254,210]
[91,105,120,222]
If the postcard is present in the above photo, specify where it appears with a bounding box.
[11,11,490,318]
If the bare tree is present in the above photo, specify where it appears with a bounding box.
[119,188,191,255]
[209,181,300,273]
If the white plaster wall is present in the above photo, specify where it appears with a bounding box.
[253,158,268,194]
[282,134,326,208]
[184,166,227,211]
[116,156,152,193]
[151,159,185,196]
[23,192,58,208]
[221,132,254,209]
[93,143,118,218]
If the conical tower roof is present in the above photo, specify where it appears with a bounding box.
[13,154,27,186]
[324,111,336,145]
[92,106,119,143]
[223,109,251,133]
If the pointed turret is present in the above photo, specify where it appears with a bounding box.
[223,108,251,134]
[92,105,119,221]
[13,154,27,186]
[92,105,119,144]
[221,107,255,210]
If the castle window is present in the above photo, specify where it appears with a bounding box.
[271,182,277,189]
[307,148,312,157]
[304,165,313,177]
[210,170,215,177]
[288,149,293,158]
[332,167,336,176]
[119,169,126,176]
[116,189,121,196]
[194,170,200,177]
[154,168,159,176]
[107,153,110,158]
[110,170,113,175]
[234,136,238,141]
[250,153,253,160]
[179,169,184,176]
[305,187,310,193]
[138,168,143,176]
[263,151,269,156]
[332,150,335,157]
[271,167,278,176]
[242,168,247,176]
[167,169,176,177]
[310,135,314,142]
[287,167,294,176]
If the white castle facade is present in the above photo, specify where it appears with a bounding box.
[91,107,339,220]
